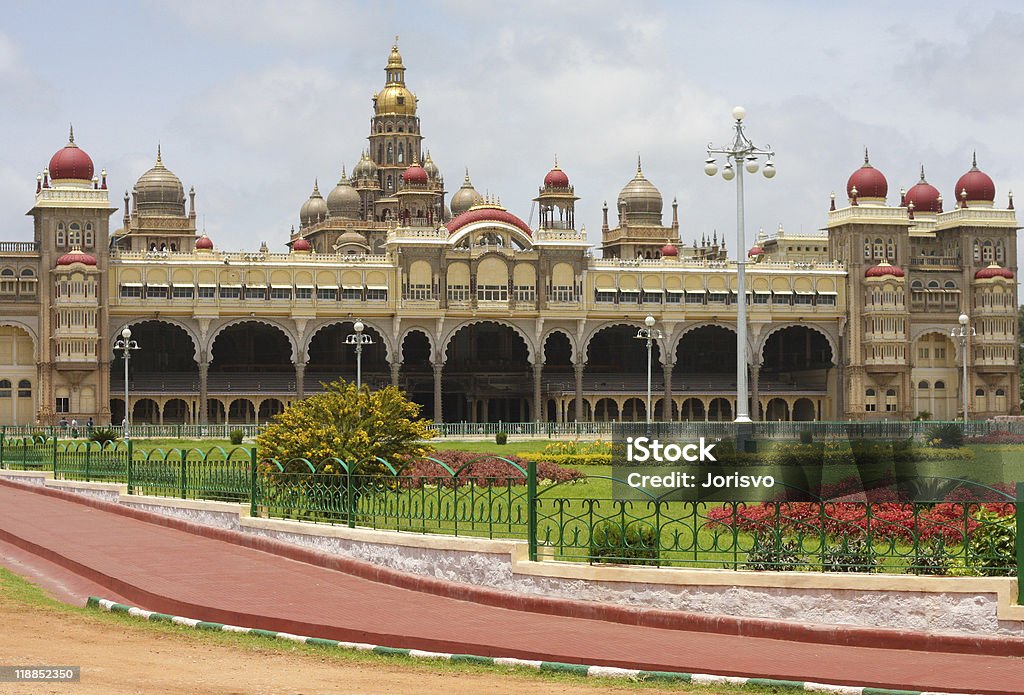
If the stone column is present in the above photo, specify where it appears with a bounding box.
[574,362,585,422]
[390,362,401,388]
[662,361,674,421]
[432,362,443,423]
[750,362,761,421]
[294,361,305,400]
[198,362,209,425]
[533,363,543,423]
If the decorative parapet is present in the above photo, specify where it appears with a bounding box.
[111,249,392,265]
[933,207,1018,230]
[32,187,112,209]
[826,205,913,228]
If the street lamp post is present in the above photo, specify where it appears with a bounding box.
[950,313,975,424]
[705,106,776,423]
[345,320,375,390]
[635,316,664,424]
[114,326,140,432]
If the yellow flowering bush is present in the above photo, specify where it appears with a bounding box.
[256,380,435,472]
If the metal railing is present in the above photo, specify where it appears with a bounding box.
[0,435,1020,595]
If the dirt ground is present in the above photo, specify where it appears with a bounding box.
[0,592,667,695]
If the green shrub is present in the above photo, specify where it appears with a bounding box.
[495,431,508,445]
[914,410,932,421]
[927,423,964,449]
[799,429,813,445]
[742,533,804,571]
[820,538,876,573]
[965,511,1015,577]
[90,428,120,444]
[590,520,659,565]
[913,539,955,576]
[517,452,611,466]
[229,429,244,445]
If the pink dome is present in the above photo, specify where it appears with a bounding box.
[954,154,995,204]
[402,164,429,184]
[194,234,213,250]
[292,237,311,251]
[865,261,904,278]
[48,127,94,181]
[544,166,570,188]
[975,264,1014,280]
[660,243,678,257]
[905,167,941,213]
[56,249,97,266]
[748,245,764,257]
[846,150,887,200]
[444,206,533,238]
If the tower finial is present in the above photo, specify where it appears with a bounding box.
[394,34,399,48]
[341,164,347,179]
[553,154,558,168]
[919,165,926,182]
[156,143,162,165]
[864,147,869,165]
[68,123,75,144]
[972,150,978,169]
[637,154,642,173]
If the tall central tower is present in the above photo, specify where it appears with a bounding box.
[368,39,423,197]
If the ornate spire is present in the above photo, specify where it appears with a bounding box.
[156,143,163,166]
[68,123,75,145]
[636,154,643,174]
[972,150,978,170]
[919,165,927,182]
[863,147,869,166]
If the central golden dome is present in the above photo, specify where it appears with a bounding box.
[374,38,417,116]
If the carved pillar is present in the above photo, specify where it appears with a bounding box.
[390,362,401,388]
[294,361,305,400]
[198,362,209,425]
[662,361,674,421]
[533,363,543,423]
[432,362,443,423]
[750,362,761,422]
[574,362,585,422]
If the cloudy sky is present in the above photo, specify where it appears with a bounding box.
[1,1,1021,264]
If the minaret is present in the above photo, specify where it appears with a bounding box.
[368,38,423,197]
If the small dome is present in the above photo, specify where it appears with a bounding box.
[48,126,94,181]
[660,243,678,257]
[56,248,97,266]
[352,151,378,180]
[402,162,429,185]
[618,157,663,225]
[326,167,361,219]
[955,153,996,206]
[292,237,311,252]
[846,149,887,202]
[336,230,369,249]
[865,261,904,278]
[450,169,483,216]
[905,166,941,213]
[975,263,1013,280]
[195,234,213,250]
[299,180,328,226]
[748,245,765,257]
[135,146,186,216]
[543,158,570,188]
[423,151,440,180]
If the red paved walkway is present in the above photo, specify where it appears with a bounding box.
[1,479,1022,694]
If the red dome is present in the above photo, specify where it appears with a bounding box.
[905,167,941,213]
[292,237,311,251]
[56,250,97,266]
[48,133,94,181]
[748,245,764,257]
[846,150,887,200]
[544,166,570,188]
[194,234,213,250]
[660,243,678,257]
[865,261,904,278]
[402,164,429,184]
[445,206,533,238]
[975,264,1014,280]
[954,154,995,203]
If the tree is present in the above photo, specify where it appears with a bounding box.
[256,380,435,470]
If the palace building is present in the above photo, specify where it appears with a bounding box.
[0,42,1018,426]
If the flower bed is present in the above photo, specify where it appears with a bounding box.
[399,450,584,488]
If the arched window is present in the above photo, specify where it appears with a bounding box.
[982,240,993,262]
[68,223,81,247]
[996,241,1005,263]
[386,143,394,164]
[934,381,945,390]
[397,143,404,164]
[927,280,939,289]
[56,223,66,248]
[84,223,94,248]
[918,380,929,389]
[17,380,31,397]
[975,388,986,397]
[865,388,875,397]
[996,388,1006,396]
[0,380,10,397]
[873,238,884,259]
[973,241,980,262]
[911,280,923,289]
[944,281,956,289]
[864,240,871,258]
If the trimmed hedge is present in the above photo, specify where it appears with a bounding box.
[516,452,611,467]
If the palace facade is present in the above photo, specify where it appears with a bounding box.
[0,43,1018,426]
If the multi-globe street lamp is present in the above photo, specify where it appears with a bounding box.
[114,326,140,430]
[345,320,375,390]
[635,315,664,424]
[705,106,775,423]
[950,313,975,424]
